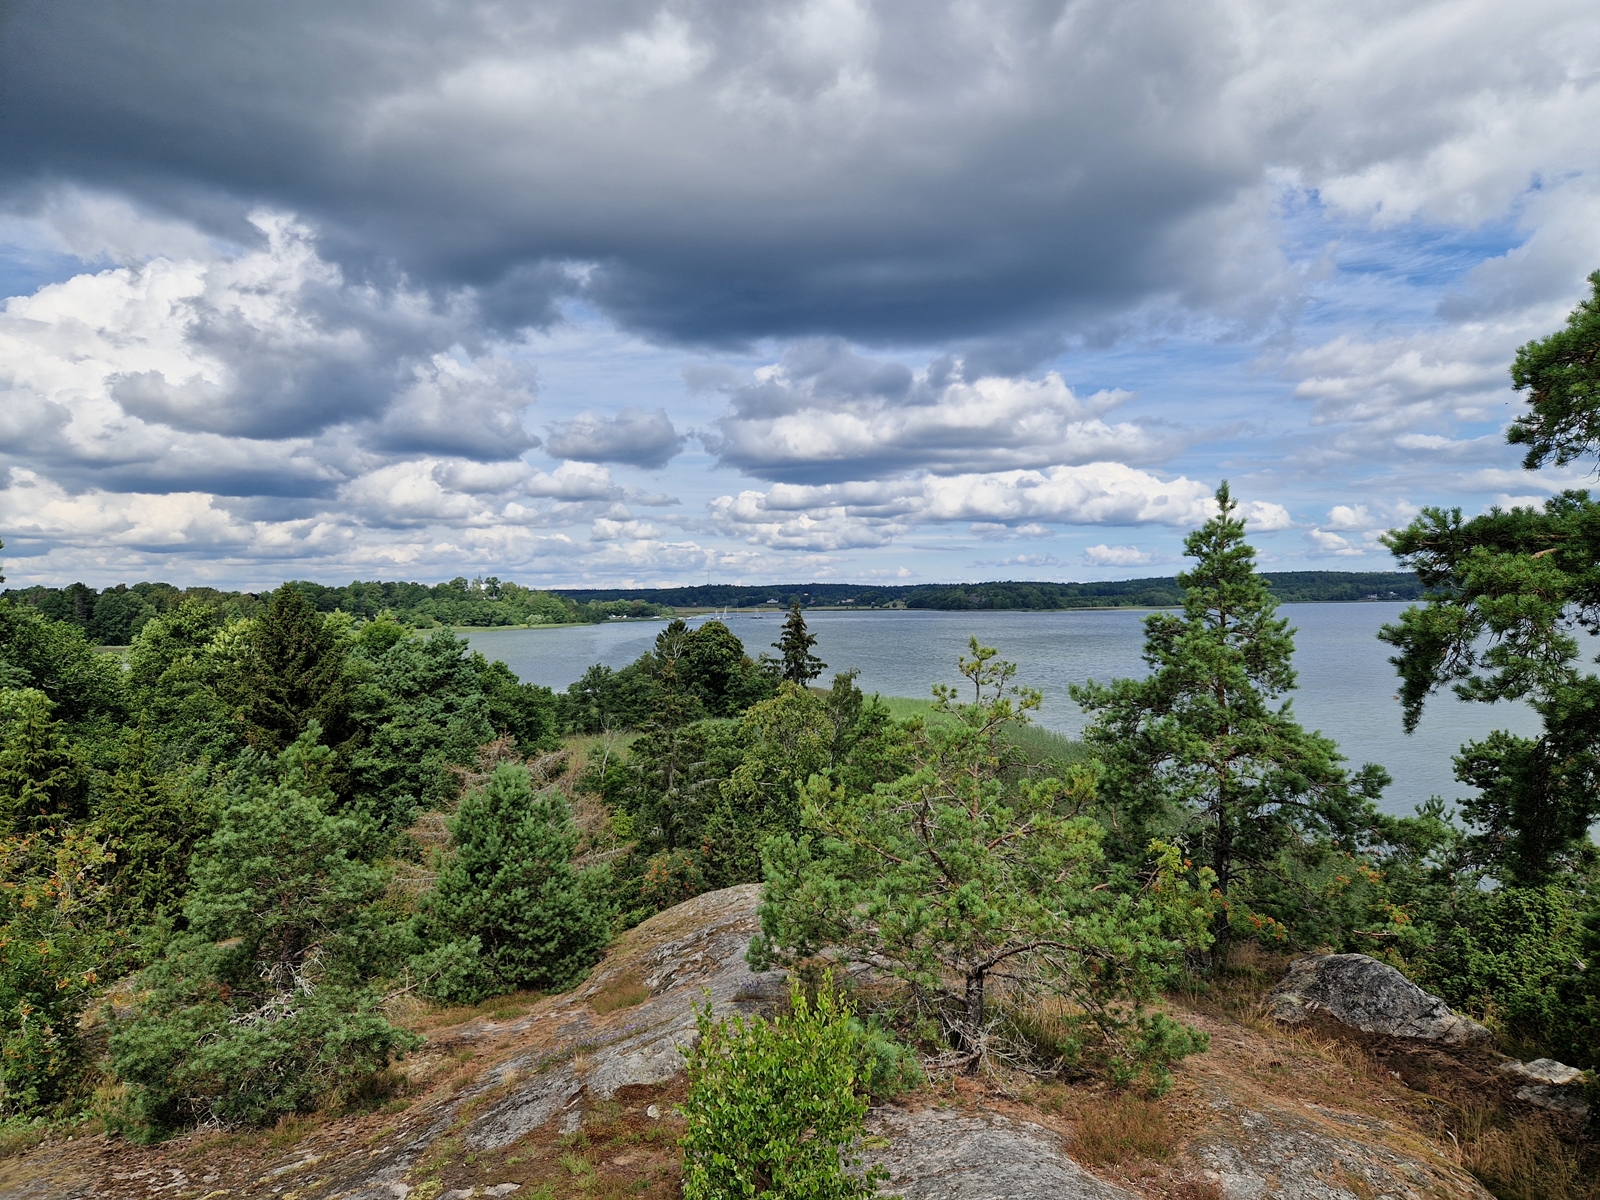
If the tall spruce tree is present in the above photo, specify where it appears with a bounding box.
[229,584,352,755]
[775,603,825,685]
[0,689,90,835]
[1072,483,1387,949]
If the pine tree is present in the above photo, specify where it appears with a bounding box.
[1072,483,1386,949]
[108,730,413,1133]
[415,763,612,1001]
[1380,273,1600,882]
[755,640,1214,1085]
[775,603,825,685]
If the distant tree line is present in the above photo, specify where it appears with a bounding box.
[2,573,1420,646]
[551,571,1423,612]
[1,576,669,645]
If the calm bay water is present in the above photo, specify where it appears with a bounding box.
[463,604,1542,817]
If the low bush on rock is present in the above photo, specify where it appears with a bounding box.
[680,977,910,1200]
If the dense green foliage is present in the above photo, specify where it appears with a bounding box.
[0,575,574,1124]
[596,670,905,927]
[752,640,1214,1090]
[413,763,611,1003]
[557,618,778,733]
[106,732,417,1135]
[2,575,667,645]
[1073,484,1393,950]
[0,829,115,1113]
[680,979,896,1200]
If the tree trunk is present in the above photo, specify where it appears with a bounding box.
[1211,807,1234,962]
[962,969,985,1069]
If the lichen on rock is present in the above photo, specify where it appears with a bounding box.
[1267,953,1491,1045]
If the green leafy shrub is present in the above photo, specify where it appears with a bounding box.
[680,978,895,1200]
[414,763,612,1003]
[0,828,117,1115]
[107,731,416,1136]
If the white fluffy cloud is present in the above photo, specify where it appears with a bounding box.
[0,209,536,482]
[1,468,253,551]
[710,464,1290,552]
[1305,528,1369,558]
[1083,544,1158,567]
[0,208,691,580]
[699,342,1183,483]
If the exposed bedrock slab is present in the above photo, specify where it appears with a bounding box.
[1193,1094,1495,1200]
[865,1109,1136,1200]
[1268,953,1491,1044]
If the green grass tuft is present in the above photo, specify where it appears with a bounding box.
[873,695,1093,765]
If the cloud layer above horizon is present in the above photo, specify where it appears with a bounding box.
[1,0,1597,588]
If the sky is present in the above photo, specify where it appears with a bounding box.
[1,0,1598,590]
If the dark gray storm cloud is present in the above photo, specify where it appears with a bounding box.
[0,0,1283,348]
[546,407,684,469]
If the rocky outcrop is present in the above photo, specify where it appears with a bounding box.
[1267,954,1491,1044]
[331,884,789,1200]
[865,1109,1138,1200]
[0,890,1524,1200]
[1500,1057,1583,1085]
[1190,1091,1493,1200]
[1499,1058,1590,1117]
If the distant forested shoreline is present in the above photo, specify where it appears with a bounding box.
[551,571,1423,611]
[0,577,670,645]
[0,571,1421,644]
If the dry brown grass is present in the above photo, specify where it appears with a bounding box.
[403,989,545,1035]
[1171,940,1295,1022]
[1070,1091,1179,1166]
[0,1121,50,1160]
[1462,1117,1599,1200]
[1404,1078,1600,1200]
[587,972,651,1015]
